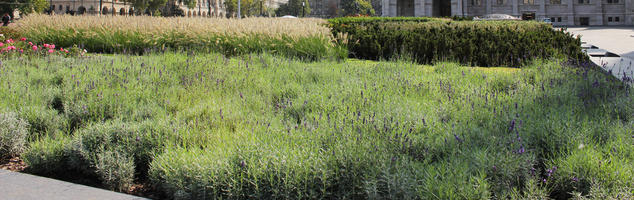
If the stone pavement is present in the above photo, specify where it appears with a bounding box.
[567,27,634,60]
[565,27,634,85]
[0,169,148,200]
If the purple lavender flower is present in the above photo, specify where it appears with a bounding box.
[454,134,463,143]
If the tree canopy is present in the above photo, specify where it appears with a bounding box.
[275,0,309,17]
[224,0,268,18]
[0,0,49,16]
[340,0,374,16]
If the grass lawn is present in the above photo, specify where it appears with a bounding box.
[0,53,632,199]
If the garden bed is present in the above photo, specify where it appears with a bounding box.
[0,51,631,199]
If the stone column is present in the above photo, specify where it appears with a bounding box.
[567,0,574,25]
[625,0,632,25]
[595,0,603,25]
[458,0,467,17]
[463,0,468,16]
[538,0,546,19]
[513,0,519,16]
[390,0,397,16]
[382,0,390,16]
[425,0,432,16]
[452,0,461,16]
[486,0,492,14]
[415,0,425,16]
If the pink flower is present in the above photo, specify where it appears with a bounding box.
[0,42,3,47]
[32,46,38,51]
[64,50,69,53]
[28,42,33,46]
[43,44,49,48]
[6,39,13,43]
[19,49,23,53]
[8,46,16,50]
[48,49,54,53]
[49,44,55,49]
[20,38,26,41]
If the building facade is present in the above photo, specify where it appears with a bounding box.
[48,0,225,17]
[311,0,634,25]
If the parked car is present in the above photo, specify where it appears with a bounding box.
[473,14,521,21]
[540,18,553,26]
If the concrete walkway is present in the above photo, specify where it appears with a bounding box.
[565,27,634,85]
[0,169,148,200]
[567,27,634,60]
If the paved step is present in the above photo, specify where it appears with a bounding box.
[0,169,148,200]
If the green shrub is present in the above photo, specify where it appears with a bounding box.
[22,135,72,175]
[9,15,346,61]
[0,112,30,158]
[93,149,136,192]
[18,106,67,139]
[328,17,586,67]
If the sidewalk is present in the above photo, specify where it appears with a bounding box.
[565,27,634,85]
[0,169,148,200]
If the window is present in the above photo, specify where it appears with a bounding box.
[608,17,613,22]
[471,0,482,6]
[550,0,561,4]
[607,0,619,3]
[550,17,555,22]
[558,17,562,22]
[58,5,62,11]
[578,0,589,4]
[524,0,535,4]
[66,5,70,11]
[615,17,620,22]
[497,0,507,5]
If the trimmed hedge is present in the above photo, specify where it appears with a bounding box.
[328,17,586,67]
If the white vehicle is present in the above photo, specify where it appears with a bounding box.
[540,18,553,26]
[280,15,298,18]
[474,14,521,21]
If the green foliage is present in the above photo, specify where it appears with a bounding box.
[18,106,66,139]
[340,0,375,16]
[275,0,310,17]
[124,0,169,14]
[1,53,632,198]
[93,149,136,192]
[22,135,72,175]
[8,16,344,61]
[225,0,269,17]
[0,0,49,16]
[0,112,29,158]
[328,17,587,67]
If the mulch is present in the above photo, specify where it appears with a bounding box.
[0,156,27,172]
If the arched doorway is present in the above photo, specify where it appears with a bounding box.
[432,0,451,17]
[129,8,134,16]
[102,7,109,15]
[120,8,126,15]
[397,0,414,16]
[188,11,191,17]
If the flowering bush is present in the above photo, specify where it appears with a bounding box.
[0,36,86,58]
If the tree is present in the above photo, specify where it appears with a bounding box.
[224,0,265,18]
[123,0,172,15]
[275,0,309,17]
[0,0,49,16]
[340,0,374,16]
